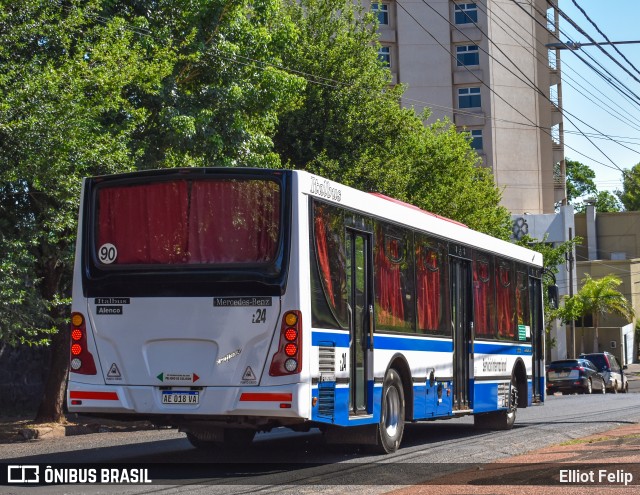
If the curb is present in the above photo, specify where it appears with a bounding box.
[17,421,155,441]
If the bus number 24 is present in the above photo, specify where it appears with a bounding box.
[252,309,266,324]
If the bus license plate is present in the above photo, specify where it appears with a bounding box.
[162,391,199,404]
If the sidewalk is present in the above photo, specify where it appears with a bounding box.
[387,423,640,494]
[387,363,640,495]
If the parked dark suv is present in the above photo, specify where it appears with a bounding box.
[580,352,628,393]
[547,359,607,395]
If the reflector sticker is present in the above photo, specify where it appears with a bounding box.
[241,367,257,385]
[69,391,119,401]
[98,243,117,264]
[239,392,292,402]
[107,363,122,380]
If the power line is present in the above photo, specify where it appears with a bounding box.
[522,0,640,110]
[482,0,640,134]
[440,0,640,171]
[555,0,640,86]
[506,1,640,171]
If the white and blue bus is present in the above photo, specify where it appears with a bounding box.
[67,168,545,453]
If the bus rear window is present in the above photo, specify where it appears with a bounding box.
[95,179,281,265]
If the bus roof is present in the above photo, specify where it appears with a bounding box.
[297,170,543,268]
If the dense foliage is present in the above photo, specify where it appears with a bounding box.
[618,163,640,211]
[564,159,621,213]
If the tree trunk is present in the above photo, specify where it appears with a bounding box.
[593,313,599,353]
[34,323,69,423]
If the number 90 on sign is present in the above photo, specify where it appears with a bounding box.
[98,243,118,264]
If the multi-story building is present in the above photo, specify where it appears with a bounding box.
[372,0,566,215]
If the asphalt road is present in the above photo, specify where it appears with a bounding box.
[3,391,640,495]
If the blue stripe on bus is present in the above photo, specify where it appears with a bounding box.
[312,331,350,347]
[374,335,454,353]
[312,331,531,355]
[312,331,454,352]
[474,342,532,355]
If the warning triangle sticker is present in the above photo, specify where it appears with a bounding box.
[107,363,121,378]
[242,367,256,381]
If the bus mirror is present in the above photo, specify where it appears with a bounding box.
[547,285,559,309]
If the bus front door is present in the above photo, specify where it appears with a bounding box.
[346,229,373,416]
[450,254,472,411]
[530,274,544,402]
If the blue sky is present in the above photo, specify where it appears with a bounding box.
[558,0,640,194]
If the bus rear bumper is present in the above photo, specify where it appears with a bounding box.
[66,381,310,419]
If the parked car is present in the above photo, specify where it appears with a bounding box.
[547,359,607,395]
[580,352,628,393]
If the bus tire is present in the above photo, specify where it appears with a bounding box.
[474,377,518,431]
[375,368,405,454]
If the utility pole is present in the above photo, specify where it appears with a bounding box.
[567,228,576,358]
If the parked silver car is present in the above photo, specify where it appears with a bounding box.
[580,352,628,393]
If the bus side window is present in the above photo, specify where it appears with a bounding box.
[374,223,415,333]
[416,235,450,336]
[310,201,348,329]
[473,253,495,339]
[496,259,515,340]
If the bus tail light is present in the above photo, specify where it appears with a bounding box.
[269,311,302,376]
[69,312,97,375]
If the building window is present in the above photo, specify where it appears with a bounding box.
[470,129,483,150]
[378,46,390,66]
[456,45,479,66]
[455,3,478,24]
[372,3,389,25]
[458,87,481,109]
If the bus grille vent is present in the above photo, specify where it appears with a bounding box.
[318,345,335,419]
[319,346,335,374]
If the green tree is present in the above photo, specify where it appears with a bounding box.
[562,159,621,212]
[555,274,634,353]
[0,0,303,422]
[592,190,622,213]
[565,159,597,205]
[517,234,581,359]
[276,0,511,238]
[618,163,640,211]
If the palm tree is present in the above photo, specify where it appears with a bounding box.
[578,274,635,352]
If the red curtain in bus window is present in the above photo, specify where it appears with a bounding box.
[416,247,440,331]
[97,181,189,264]
[188,180,280,263]
[496,263,515,338]
[375,231,405,327]
[314,211,335,306]
[473,260,493,337]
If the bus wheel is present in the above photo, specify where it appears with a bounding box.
[375,368,405,454]
[474,377,518,431]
